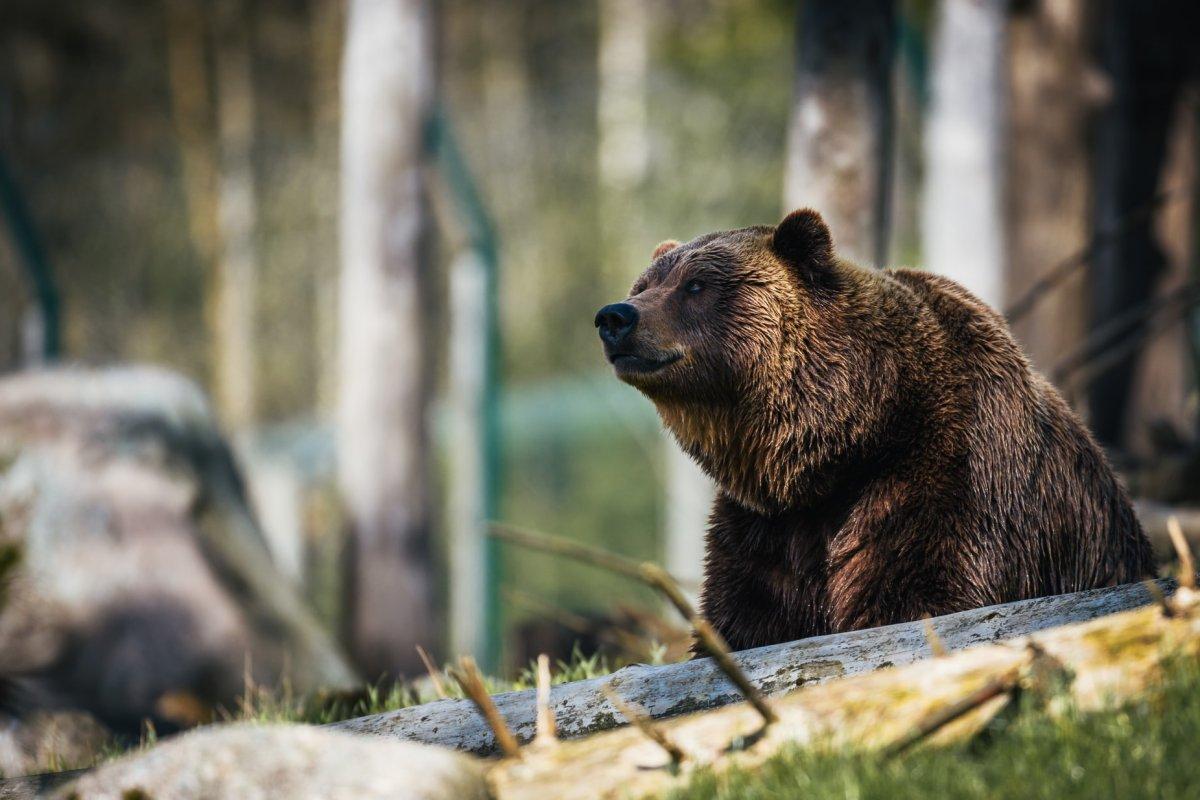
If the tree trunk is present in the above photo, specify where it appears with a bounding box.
[212,0,259,428]
[338,0,438,679]
[921,0,1006,308]
[1004,0,1092,379]
[1094,1,1195,450]
[312,0,344,421]
[783,0,895,267]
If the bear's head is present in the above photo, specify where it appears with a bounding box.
[595,209,876,510]
[595,208,838,405]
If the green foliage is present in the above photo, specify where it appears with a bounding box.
[669,656,1200,800]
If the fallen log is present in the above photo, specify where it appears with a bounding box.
[334,579,1173,754]
[491,583,1200,799]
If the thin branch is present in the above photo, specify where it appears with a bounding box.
[1059,294,1200,395]
[534,654,557,746]
[601,683,686,768]
[415,644,448,700]
[1005,185,1186,322]
[447,656,521,759]
[885,668,1020,757]
[490,523,648,582]
[1051,280,1200,383]
[491,524,778,728]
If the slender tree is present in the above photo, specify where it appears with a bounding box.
[921,0,1007,309]
[784,0,896,267]
[338,0,437,678]
[1005,0,1092,375]
[1088,0,1196,448]
[212,0,259,428]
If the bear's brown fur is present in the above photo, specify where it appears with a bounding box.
[597,209,1153,651]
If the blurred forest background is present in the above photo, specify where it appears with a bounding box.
[0,0,1198,704]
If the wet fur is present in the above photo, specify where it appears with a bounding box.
[607,210,1154,651]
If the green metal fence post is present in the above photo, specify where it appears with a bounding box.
[429,109,504,672]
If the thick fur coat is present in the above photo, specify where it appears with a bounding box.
[597,209,1153,651]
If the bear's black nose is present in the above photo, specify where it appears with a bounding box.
[595,302,639,346]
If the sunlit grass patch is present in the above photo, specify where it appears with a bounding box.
[669,656,1200,800]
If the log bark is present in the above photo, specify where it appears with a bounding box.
[333,580,1172,754]
[492,583,1200,800]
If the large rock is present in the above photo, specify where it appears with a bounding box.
[0,366,357,737]
[51,724,490,800]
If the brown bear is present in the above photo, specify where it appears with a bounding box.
[595,209,1154,652]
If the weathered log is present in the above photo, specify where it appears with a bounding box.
[334,580,1173,754]
[491,585,1200,799]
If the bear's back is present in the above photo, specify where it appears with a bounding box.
[877,266,1153,595]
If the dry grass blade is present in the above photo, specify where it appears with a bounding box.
[415,644,448,699]
[601,682,686,768]
[535,654,557,745]
[447,656,521,759]
[923,616,948,657]
[1168,515,1196,590]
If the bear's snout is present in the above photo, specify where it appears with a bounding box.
[594,302,639,347]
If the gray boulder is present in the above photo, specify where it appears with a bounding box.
[51,724,490,800]
[0,366,357,737]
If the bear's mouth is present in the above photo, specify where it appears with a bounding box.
[608,350,683,375]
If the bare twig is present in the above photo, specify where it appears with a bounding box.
[885,668,1020,757]
[601,683,686,768]
[1005,185,1186,322]
[447,656,521,759]
[415,644,448,700]
[534,654,557,746]
[923,616,948,657]
[1052,281,1200,384]
[1168,515,1196,590]
[638,563,778,727]
[490,523,649,581]
[491,524,778,728]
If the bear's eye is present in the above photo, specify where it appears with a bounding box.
[684,279,704,295]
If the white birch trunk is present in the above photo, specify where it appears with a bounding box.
[338,0,437,678]
[922,0,1007,308]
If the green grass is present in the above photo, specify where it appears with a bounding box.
[669,656,1200,800]
[227,645,618,726]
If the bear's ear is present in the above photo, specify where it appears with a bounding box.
[772,209,834,272]
[652,240,681,261]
